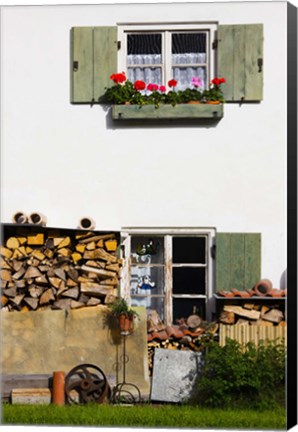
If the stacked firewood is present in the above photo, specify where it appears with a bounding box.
[1,229,122,312]
[147,310,218,375]
[219,303,286,326]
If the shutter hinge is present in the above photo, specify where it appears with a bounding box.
[212,39,219,49]
[257,58,263,73]
[117,41,121,50]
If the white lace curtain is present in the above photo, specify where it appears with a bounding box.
[127,53,207,90]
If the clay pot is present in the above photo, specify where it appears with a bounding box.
[118,314,134,335]
[254,279,273,296]
[187,101,200,104]
[207,100,221,104]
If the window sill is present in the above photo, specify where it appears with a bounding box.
[111,103,224,120]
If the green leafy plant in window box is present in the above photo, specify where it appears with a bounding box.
[104,73,225,108]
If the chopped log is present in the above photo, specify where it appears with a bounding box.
[260,305,270,317]
[57,247,71,257]
[0,258,13,270]
[53,268,66,281]
[39,289,55,305]
[52,298,72,310]
[223,305,261,320]
[86,297,102,306]
[24,266,42,279]
[243,303,255,310]
[28,286,43,298]
[27,258,41,267]
[15,279,26,289]
[12,267,26,280]
[0,246,13,259]
[235,318,250,325]
[70,300,85,309]
[104,294,117,304]
[85,260,105,269]
[27,233,44,245]
[100,277,118,286]
[6,237,20,249]
[2,296,8,306]
[31,250,46,261]
[71,252,82,262]
[278,321,287,327]
[56,281,68,296]
[67,268,79,281]
[105,239,117,252]
[12,260,23,271]
[105,263,120,272]
[61,287,79,300]
[10,294,25,307]
[37,265,50,273]
[78,233,115,244]
[24,297,39,310]
[80,282,112,297]
[57,236,71,249]
[262,308,284,323]
[75,244,86,253]
[16,236,27,245]
[79,265,116,278]
[0,269,12,282]
[66,278,78,287]
[48,277,62,289]
[35,275,48,285]
[44,248,54,259]
[86,241,96,251]
[97,240,104,248]
[219,311,235,325]
[83,248,117,263]
[186,314,202,329]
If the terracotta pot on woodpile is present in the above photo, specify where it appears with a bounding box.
[254,279,273,296]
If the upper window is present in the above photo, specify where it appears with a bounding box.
[118,23,217,91]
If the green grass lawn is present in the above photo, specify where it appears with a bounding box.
[1,403,286,429]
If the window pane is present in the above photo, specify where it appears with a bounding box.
[131,236,164,264]
[127,67,162,85]
[172,237,206,264]
[173,67,206,90]
[172,33,206,55]
[172,267,205,295]
[130,266,164,296]
[128,34,162,55]
[131,296,164,320]
[173,298,206,322]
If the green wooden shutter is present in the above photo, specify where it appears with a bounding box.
[216,233,261,291]
[218,24,263,102]
[71,26,118,104]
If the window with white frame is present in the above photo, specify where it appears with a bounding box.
[121,228,215,325]
[117,23,217,91]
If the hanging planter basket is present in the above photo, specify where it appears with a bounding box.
[118,314,134,335]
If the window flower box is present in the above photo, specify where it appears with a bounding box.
[111,103,224,120]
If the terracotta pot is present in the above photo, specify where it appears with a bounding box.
[207,100,221,104]
[187,101,200,104]
[254,279,273,296]
[118,314,134,335]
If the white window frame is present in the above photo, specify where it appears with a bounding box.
[117,22,218,91]
[120,227,216,324]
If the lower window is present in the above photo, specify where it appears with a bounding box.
[121,228,215,324]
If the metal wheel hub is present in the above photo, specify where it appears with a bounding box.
[65,363,110,404]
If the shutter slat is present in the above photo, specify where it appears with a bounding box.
[218,24,263,101]
[71,26,117,104]
[71,27,94,103]
[216,233,261,292]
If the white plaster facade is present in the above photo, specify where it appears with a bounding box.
[1,2,288,288]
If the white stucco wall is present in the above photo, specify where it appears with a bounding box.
[1,2,288,287]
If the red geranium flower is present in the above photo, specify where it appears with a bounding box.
[134,80,146,91]
[211,77,226,86]
[159,85,166,93]
[147,83,159,91]
[168,79,178,88]
[110,72,126,84]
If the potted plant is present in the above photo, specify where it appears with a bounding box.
[202,77,226,104]
[108,297,139,335]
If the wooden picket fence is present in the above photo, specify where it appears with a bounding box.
[219,324,287,347]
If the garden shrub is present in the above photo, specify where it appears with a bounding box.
[190,339,286,410]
